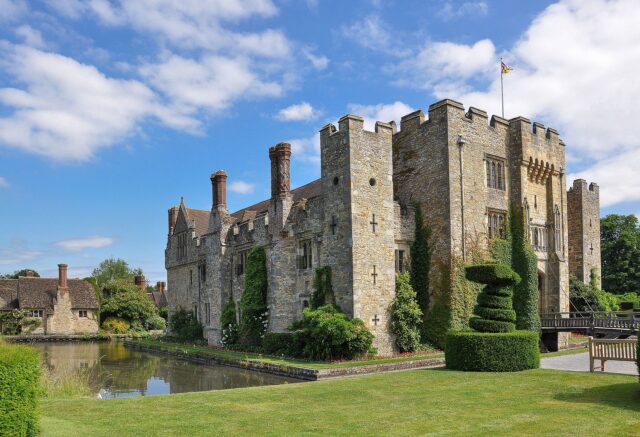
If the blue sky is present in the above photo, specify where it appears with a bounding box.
[1,0,639,281]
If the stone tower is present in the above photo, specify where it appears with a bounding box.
[567,179,601,288]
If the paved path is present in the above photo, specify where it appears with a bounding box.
[541,352,638,376]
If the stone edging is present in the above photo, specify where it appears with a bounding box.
[124,341,445,381]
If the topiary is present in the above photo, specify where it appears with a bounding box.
[102,317,130,334]
[466,264,520,333]
[391,272,423,352]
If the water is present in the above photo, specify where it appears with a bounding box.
[32,341,299,398]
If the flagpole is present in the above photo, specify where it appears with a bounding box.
[500,58,504,118]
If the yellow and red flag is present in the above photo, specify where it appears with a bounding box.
[501,61,513,74]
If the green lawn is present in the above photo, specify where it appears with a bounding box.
[127,338,444,369]
[40,368,639,436]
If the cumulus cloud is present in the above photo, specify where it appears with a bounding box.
[0,177,8,188]
[276,102,318,121]
[348,101,415,130]
[289,133,320,164]
[55,236,115,251]
[228,180,255,194]
[437,1,489,20]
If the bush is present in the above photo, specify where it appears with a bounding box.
[145,315,166,331]
[220,301,239,347]
[262,332,301,356]
[102,317,130,334]
[289,305,374,361]
[445,331,540,372]
[466,264,520,333]
[168,309,203,341]
[0,343,41,436]
[239,247,269,346]
[391,272,423,352]
[569,274,620,312]
[101,280,157,327]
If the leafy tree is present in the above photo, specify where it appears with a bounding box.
[239,247,269,346]
[91,258,143,288]
[569,274,619,312]
[100,280,157,329]
[390,272,423,352]
[410,204,432,339]
[601,214,640,295]
[1,269,40,279]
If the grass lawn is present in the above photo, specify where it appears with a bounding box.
[127,338,444,369]
[40,368,639,436]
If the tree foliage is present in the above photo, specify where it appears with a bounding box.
[601,214,640,295]
[168,309,202,341]
[239,247,269,346]
[91,258,143,288]
[220,301,239,346]
[569,273,619,312]
[0,269,40,279]
[390,272,422,352]
[410,204,432,340]
[100,280,157,329]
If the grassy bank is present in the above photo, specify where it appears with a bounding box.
[126,338,444,370]
[40,368,639,436]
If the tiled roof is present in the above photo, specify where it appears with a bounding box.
[230,179,322,223]
[0,280,18,311]
[185,208,211,237]
[148,291,168,307]
[2,278,100,312]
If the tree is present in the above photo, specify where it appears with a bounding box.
[91,258,143,288]
[410,204,432,339]
[390,272,423,352]
[0,269,40,279]
[100,280,157,330]
[601,214,640,295]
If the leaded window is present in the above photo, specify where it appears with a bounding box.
[298,240,313,270]
[486,157,506,190]
[487,210,506,239]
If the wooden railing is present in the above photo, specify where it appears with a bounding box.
[539,311,640,333]
[588,337,638,372]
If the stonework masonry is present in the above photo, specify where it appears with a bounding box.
[165,98,601,354]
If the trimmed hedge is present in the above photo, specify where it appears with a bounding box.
[0,343,41,436]
[445,331,540,372]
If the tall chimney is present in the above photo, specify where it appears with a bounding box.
[210,170,228,209]
[134,275,145,291]
[156,281,166,293]
[168,206,178,234]
[269,142,291,197]
[58,264,68,288]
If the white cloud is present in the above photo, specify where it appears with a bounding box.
[348,101,414,130]
[437,1,489,20]
[55,236,115,251]
[0,0,27,22]
[276,102,318,121]
[0,177,8,188]
[303,48,329,70]
[341,15,408,56]
[289,133,320,164]
[228,180,255,194]
[14,25,47,49]
[0,240,43,265]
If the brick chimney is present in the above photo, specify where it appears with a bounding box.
[168,206,179,235]
[210,170,228,209]
[58,264,68,289]
[134,275,145,291]
[156,281,166,293]
[269,142,291,197]
[25,270,35,277]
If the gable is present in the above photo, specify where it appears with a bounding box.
[174,206,191,234]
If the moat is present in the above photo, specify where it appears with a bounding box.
[33,341,299,398]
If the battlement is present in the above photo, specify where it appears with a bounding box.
[569,179,600,195]
[320,114,394,141]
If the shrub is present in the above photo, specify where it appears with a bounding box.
[0,343,41,436]
[262,332,301,356]
[220,301,239,347]
[168,309,202,341]
[570,274,620,312]
[101,280,157,327]
[410,204,432,340]
[0,310,41,335]
[289,305,374,361]
[239,247,269,346]
[145,315,166,331]
[466,264,520,333]
[391,272,423,352]
[445,330,539,372]
[311,266,335,309]
[102,317,130,334]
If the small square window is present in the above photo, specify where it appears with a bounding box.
[78,310,88,318]
[30,309,43,318]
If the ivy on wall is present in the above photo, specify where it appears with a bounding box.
[410,204,432,341]
[239,247,269,346]
[311,266,335,309]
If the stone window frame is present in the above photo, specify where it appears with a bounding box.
[554,205,563,255]
[177,232,188,259]
[486,208,507,239]
[235,249,250,277]
[78,310,88,318]
[395,249,408,273]
[484,154,507,191]
[297,238,313,270]
[204,302,211,325]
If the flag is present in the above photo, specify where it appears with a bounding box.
[501,61,513,74]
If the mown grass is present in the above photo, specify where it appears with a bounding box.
[128,338,444,369]
[40,368,640,436]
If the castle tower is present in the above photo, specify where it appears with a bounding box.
[320,115,396,354]
[567,179,601,288]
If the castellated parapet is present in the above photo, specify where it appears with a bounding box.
[165,98,600,354]
[567,179,601,288]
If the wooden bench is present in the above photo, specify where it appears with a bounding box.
[588,337,637,372]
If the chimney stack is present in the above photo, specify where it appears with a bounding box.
[58,264,68,288]
[156,281,166,293]
[168,206,178,235]
[269,142,291,197]
[210,170,228,209]
[25,270,35,278]
[134,275,145,291]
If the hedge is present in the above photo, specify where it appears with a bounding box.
[0,343,41,436]
[445,331,540,372]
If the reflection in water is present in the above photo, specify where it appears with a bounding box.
[33,342,299,398]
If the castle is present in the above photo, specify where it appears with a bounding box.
[165,99,601,354]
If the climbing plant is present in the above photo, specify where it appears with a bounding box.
[311,266,335,309]
[220,301,239,346]
[239,247,269,346]
[390,272,422,352]
[410,204,432,340]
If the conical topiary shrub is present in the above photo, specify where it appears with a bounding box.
[466,264,520,333]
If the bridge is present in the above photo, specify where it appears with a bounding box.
[540,311,639,337]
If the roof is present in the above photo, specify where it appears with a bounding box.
[184,208,211,237]
[148,291,168,308]
[230,178,322,223]
[0,277,98,312]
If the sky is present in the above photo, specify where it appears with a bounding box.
[1,0,639,282]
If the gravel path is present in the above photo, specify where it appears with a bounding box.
[541,352,638,376]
